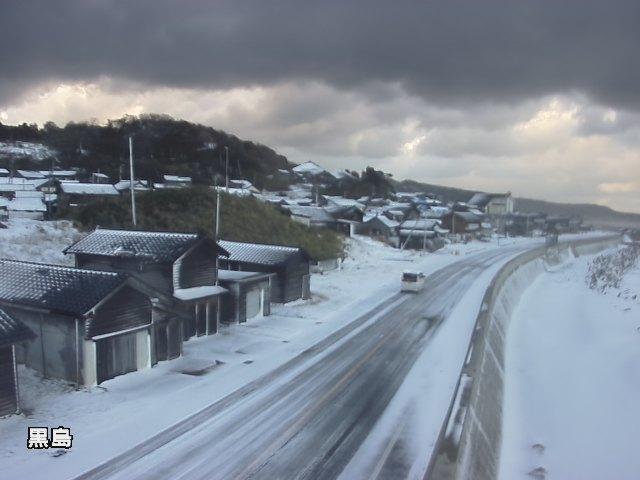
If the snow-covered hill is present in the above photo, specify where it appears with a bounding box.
[0,141,56,161]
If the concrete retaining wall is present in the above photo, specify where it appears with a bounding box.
[427,235,619,480]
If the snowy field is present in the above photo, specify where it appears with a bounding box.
[0,218,79,264]
[0,219,602,478]
[500,246,640,480]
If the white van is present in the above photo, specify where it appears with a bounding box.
[401,271,426,292]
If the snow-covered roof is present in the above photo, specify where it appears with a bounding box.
[14,190,43,198]
[92,172,109,179]
[60,183,119,196]
[39,170,77,177]
[0,182,37,193]
[219,240,308,266]
[364,214,400,229]
[114,179,150,191]
[163,175,192,183]
[65,229,223,263]
[323,195,365,210]
[8,196,46,212]
[400,219,439,231]
[0,259,126,317]
[292,161,327,176]
[0,168,9,175]
[17,170,46,179]
[286,205,335,223]
[174,286,228,301]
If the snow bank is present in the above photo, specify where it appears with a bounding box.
[500,245,640,480]
[427,235,620,480]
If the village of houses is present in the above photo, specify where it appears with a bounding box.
[0,156,590,447]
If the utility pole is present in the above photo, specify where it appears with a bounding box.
[215,187,221,286]
[225,146,229,193]
[129,136,137,226]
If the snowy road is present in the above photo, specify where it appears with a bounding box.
[74,246,532,480]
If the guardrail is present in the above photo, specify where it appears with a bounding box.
[425,235,620,480]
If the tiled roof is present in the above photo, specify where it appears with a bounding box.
[0,259,126,316]
[0,307,35,348]
[64,229,205,263]
[219,240,307,266]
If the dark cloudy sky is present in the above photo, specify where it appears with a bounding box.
[2,0,639,212]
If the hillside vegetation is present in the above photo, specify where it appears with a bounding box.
[59,187,344,261]
[0,115,290,188]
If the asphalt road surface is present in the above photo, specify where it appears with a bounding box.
[74,246,530,480]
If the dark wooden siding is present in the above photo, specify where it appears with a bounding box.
[219,256,310,303]
[96,332,137,384]
[77,255,172,293]
[282,257,310,303]
[88,285,152,338]
[0,346,17,416]
[220,291,235,323]
[175,242,217,290]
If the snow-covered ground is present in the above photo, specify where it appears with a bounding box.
[0,218,79,264]
[0,220,606,478]
[500,246,640,480]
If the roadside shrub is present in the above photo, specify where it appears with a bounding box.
[586,246,639,292]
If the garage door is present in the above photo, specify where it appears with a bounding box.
[96,332,137,384]
[245,288,262,319]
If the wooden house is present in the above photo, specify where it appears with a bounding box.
[64,229,230,342]
[0,308,34,416]
[218,240,311,303]
[0,259,169,385]
[441,211,484,236]
[360,214,400,246]
[398,219,445,250]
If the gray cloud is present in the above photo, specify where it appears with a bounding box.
[1,0,639,109]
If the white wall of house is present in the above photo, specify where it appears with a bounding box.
[82,340,97,385]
